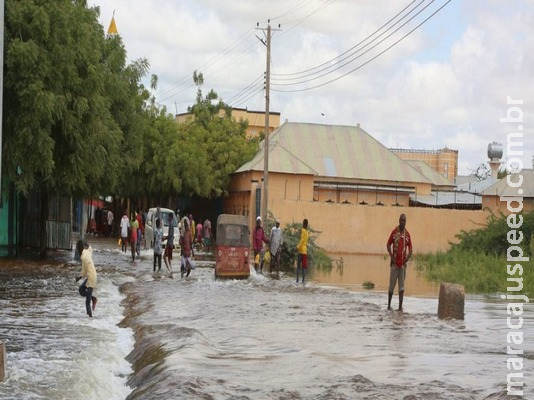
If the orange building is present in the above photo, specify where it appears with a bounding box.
[225,122,488,254]
[390,147,458,183]
[175,108,280,139]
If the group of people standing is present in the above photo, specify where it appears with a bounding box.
[252,212,413,311]
[74,211,413,318]
[252,216,309,282]
[152,210,210,280]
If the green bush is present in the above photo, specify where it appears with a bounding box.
[263,212,333,274]
[416,210,534,293]
[362,280,375,289]
[452,210,534,257]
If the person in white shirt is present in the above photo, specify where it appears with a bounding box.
[269,218,283,276]
[107,210,114,237]
[120,212,130,253]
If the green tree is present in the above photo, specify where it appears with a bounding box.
[133,71,257,201]
[2,0,151,254]
[5,1,116,195]
[182,72,258,197]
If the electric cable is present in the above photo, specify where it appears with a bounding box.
[271,0,451,93]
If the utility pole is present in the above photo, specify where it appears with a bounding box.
[0,0,4,199]
[256,20,280,222]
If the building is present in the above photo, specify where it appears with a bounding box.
[481,169,534,214]
[390,147,458,183]
[227,122,436,216]
[225,122,487,254]
[175,108,281,139]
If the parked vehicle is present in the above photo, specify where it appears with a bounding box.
[214,214,251,279]
[145,207,179,249]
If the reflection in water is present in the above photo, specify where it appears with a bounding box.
[315,253,440,297]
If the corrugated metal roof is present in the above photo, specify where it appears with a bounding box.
[236,141,317,175]
[236,122,431,184]
[456,177,497,194]
[454,175,479,185]
[411,192,482,206]
[481,170,534,197]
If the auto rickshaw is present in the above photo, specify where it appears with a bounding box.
[214,214,251,279]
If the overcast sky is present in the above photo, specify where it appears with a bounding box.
[89,0,533,176]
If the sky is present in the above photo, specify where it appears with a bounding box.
[89,0,533,176]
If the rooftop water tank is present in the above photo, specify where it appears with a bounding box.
[487,142,503,160]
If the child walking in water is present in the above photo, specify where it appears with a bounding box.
[153,218,163,277]
[75,240,98,317]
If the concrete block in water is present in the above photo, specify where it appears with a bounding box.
[438,282,465,320]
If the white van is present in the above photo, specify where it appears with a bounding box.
[144,207,179,249]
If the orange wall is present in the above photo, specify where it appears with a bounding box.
[482,196,534,215]
[227,171,489,254]
[227,167,495,255]
[267,198,489,255]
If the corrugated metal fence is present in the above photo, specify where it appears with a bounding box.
[21,194,72,251]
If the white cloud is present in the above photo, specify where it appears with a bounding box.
[91,0,533,175]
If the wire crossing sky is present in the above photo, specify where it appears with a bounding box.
[92,0,533,175]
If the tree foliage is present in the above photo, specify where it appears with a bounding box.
[180,72,258,197]
[3,0,145,197]
[3,1,258,211]
[262,212,334,273]
[131,73,258,200]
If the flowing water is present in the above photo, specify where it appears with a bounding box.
[0,238,532,399]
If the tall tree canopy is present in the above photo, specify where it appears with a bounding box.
[2,0,149,197]
[2,2,257,203]
[135,72,258,200]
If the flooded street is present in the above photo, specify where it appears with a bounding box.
[314,253,441,297]
[0,238,532,399]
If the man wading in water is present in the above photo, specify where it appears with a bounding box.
[386,213,412,312]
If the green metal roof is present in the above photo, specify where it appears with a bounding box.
[236,122,431,184]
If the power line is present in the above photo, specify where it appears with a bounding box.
[156,1,336,110]
[271,0,432,87]
[271,0,422,79]
[224,76,265,108]
[157,27,257,102]
[271,0,452,93]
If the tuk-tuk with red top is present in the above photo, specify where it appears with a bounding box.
[215,214,251,279]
